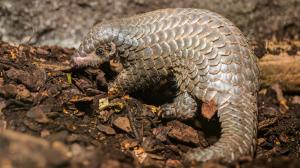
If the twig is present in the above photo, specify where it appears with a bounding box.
[126,100,140,141]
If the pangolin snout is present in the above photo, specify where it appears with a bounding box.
[71,51,108,67]
[71,52,86,67]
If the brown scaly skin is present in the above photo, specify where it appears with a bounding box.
[72,8,260,162]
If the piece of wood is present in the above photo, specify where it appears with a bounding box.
[259,55,300,93]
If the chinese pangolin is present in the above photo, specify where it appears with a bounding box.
[71,8,259,162]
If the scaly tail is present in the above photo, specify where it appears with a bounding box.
[186,92,257,162]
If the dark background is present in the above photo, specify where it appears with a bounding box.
[1,0,299,47]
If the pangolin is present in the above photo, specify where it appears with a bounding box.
[71,8,259,162]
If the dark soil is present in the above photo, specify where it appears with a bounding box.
[0,39,299,168]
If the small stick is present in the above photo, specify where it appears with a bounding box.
[126,101,140,141]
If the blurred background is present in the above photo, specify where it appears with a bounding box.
[1,0,299,47]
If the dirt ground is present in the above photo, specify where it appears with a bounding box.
[0,39,299,168]
[0,0,300,168]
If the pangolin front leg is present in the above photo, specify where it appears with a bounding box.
[107,64,167,97]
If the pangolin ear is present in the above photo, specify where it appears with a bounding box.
[108,42,116,55]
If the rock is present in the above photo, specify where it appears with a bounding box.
[141,155,165,168]
[142,137,165,153]
[98,110,114,122]
[66,134,92,144]
[85,88,103,96]
[97,124,116,135]
[0,84,17,98]
[5,68,47,92]
[201,100,217,120]
[41,129,50,137]
[113,117,132,133]
[23,119,42,131]
[0,84,32,102]
[16,84,32,102]
[167,121,200,145]
[26,104,51,123]
[45,130,69,142]
[121,139,139,150]
[279,133,289,143]
[0,130,70,167]
[152,127,169,142]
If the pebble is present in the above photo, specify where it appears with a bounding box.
[26,105,50,123]
[97,124,116,135]
[167,121,200,145]
[5,68,47,92]
[113,117,132,133]
[16,84,32,101]
[0,84,17,98]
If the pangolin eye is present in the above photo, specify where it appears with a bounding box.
[96,47,104,56]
